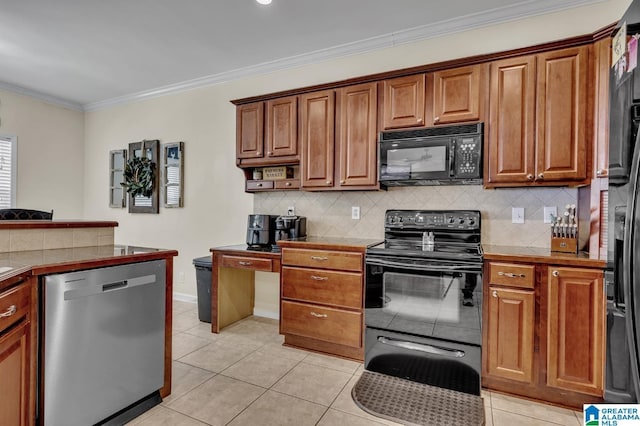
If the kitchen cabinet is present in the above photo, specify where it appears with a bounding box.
[430,64,486,125]
[381,74,425,130]
[236,97,299,168]
[300,84,378,190]
[483,257,605,408]
[0,276,34,426]
[486,46,590,187]
[280,246,365,360]
[546,266,604,396]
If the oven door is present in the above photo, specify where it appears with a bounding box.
[364,254,482,395]
[380,137,453,182]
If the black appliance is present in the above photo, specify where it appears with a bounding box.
[246,214,277,248]
[606,1,640,403]
[378,123,483,187]
[364,209,483,396]
[274,215,307,242]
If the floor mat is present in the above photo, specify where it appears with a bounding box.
[351,370,485,426]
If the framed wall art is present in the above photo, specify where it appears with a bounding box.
[123,139,159,214]
[162,142,184,208]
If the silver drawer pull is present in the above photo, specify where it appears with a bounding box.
[498,271,525,278]
[310,256,329,261]
[238,261,252,266]
[492,290,498,298]
[0,304,17,318]
[310,275,328,281]
[310,312,327,318]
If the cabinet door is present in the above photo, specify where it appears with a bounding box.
[266,96,298,158]
[300,90,335,188]
[381,74,425,129]
[536,46,589,182]
[547,267,604,396]
[432,64,484,125]
[0,322,30,426]
[236,102,264,159]
[487,55,536,183]
[485,286,535,383]
[337,83,378,188]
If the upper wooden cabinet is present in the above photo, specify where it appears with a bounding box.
[486,46,591,187]
[236,98,299,167]
[381,74,425,129]
[430,64,486,125]
[300,84,378,191]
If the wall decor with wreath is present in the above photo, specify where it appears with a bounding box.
[123,139,159,214]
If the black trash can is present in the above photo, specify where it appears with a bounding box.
[193,256,213,323]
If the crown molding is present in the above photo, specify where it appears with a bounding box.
[0,81,83,112]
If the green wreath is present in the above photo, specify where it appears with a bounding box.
[121,156,155,197]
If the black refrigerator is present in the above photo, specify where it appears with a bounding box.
[607,0,640,403]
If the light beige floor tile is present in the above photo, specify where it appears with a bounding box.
[318,408,393,425]
[221,349,300,387]
[491,393,580,426]
[227,390,326,426]
[167,375,265,426]
[575,410,584,423]
[272,362,352,406]
[173,300,197,315]
[161,361,216,404]
[257,341,310,362]
[126,405,207,425]
[492,408,567,426]
[331,374,405,426]
[178,339,259,373]
[302,352,362,374]
[173,310,203,333]
[222,319,280,344]
[182,321,227,342]
[172,333,211,360]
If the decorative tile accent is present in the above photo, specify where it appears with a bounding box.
[255,186,577,248]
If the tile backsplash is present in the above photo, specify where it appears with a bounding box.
[254,186,578,248]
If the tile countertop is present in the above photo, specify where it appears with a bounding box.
[0,245,178,290]
[482,244,606,268]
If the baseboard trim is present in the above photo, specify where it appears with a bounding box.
[173,292,197,304]
[253,308,279,320]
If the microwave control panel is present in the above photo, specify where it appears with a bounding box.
[454,136,482,178]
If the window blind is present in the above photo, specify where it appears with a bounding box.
[0,136,15,208]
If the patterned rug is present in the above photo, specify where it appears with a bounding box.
[352,370,485,426]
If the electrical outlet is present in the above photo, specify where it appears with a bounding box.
[512,207,525,224]
[351,206,360,220]
[287,206,295,216]
[543,206,557,224]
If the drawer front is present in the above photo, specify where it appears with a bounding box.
[246,180,274,191]
[281,300,362,348]
[281,248,363,272]
[282,266,362,309]
[221,255,273,272]
[0,282,30,334]
[489,262,535,289]
[274,179,300,190]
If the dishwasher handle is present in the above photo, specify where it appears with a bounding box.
[63,274,157,300]
[102,280,128,292]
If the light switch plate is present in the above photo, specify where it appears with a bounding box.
[512,207,525,224]
[351,206,360,220]
[543,206,557,224]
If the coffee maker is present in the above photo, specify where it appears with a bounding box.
[274,215,307,242]
[246,214,277,248]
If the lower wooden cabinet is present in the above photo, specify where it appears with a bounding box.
[483,261,605,408]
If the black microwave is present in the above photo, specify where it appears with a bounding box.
[379,123,483,187]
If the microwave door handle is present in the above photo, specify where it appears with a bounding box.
[449,139,456,177]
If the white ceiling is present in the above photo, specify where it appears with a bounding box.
[0,0,602,110]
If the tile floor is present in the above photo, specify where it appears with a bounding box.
[127,300,586,426]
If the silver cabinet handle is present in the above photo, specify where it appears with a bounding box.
[552,270,559,277]
[285,182,291,187]
[310,312,327,318]
[498,271,525,278]
[596,169,607,176]
[0,304,17,318]
[238,261,252,266]
[492,291,498,298]
[434,116,440,123]
[310,256,328,261]
[310,275,328,281]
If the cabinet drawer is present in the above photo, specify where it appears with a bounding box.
[281,248,362,272]
[274,179,300,190]
[246,180,274,191]
[221,255,273,272]
[0,282,30,334]
[282,266,362,309]
[489,262,535,289]
[281,300,362,348]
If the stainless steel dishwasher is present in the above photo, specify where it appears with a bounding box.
[41,260,166,426]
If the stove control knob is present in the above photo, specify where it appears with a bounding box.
[467,217,476,226]
[458,217,465,224]
[447,216,455,224]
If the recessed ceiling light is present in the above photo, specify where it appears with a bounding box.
[256,0,272,4]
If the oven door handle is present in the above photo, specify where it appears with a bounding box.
[366,256,481,273]
[378,336,465,358]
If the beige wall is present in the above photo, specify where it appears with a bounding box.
[0,89,85,218]
[80,0,629,309]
